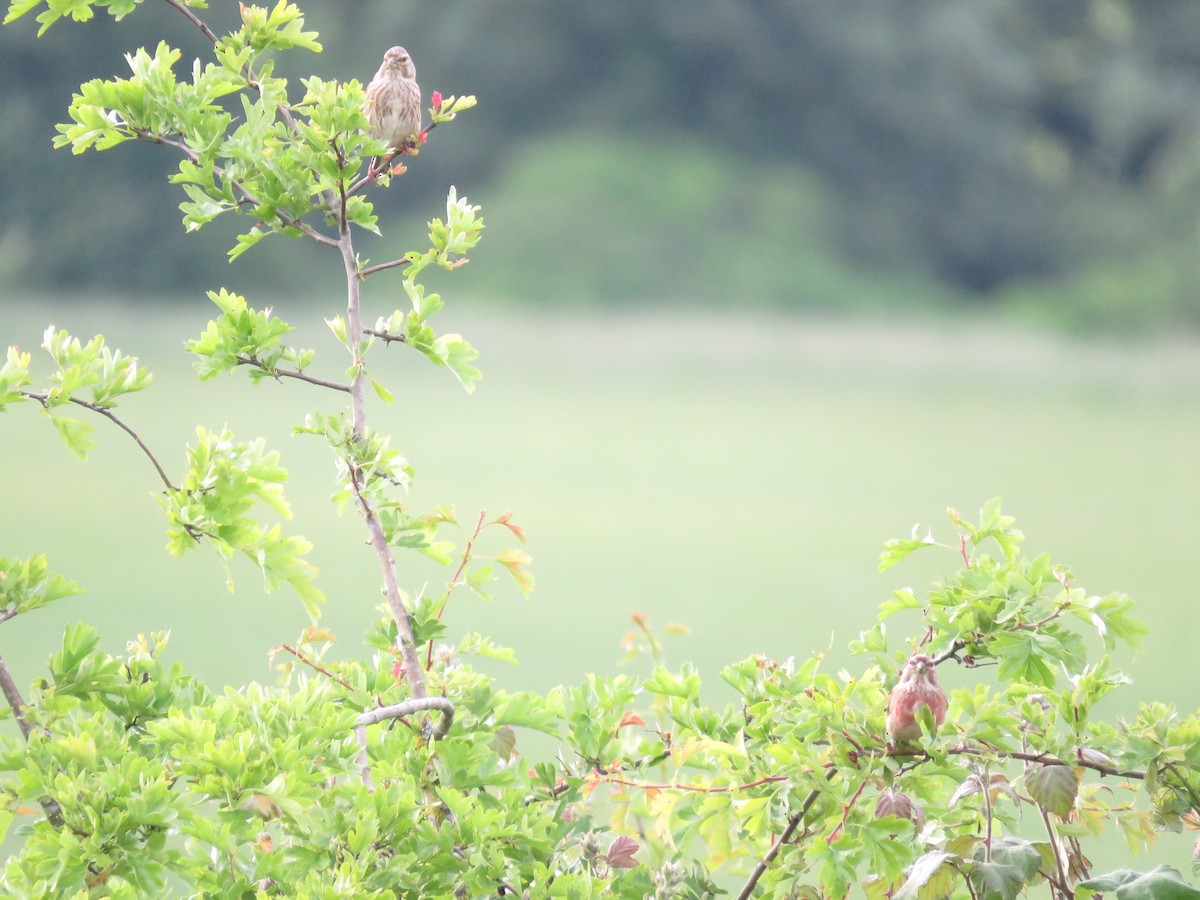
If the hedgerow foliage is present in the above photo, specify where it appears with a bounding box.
[2,2,1200,897]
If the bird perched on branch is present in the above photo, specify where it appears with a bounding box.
[364,46,422,174]
[886,653,948,745]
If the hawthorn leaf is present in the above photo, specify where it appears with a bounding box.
[1026,764,1081,819]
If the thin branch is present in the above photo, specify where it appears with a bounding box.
[346,130,428,199]
[825,776,869,844]
[598,773,790,795]
[23,390,176,491]
[337,193,429,701]
[884,740,1146,780]
[235,356,351,393]
[426,509,487,670]
[363,328,406,345]
[359,258,412,279]
[981,764,994,864]
[274,643,356,692]
[0,651,67,828]
[1037,802,1071,899]
[357,697,455,738]
[136,131,194,156]
[160,0,220,43]
[355,724,373,792]
[735,771,834,900]
[132,128,341,250]
[0,652,35,743]
[949,745,1144,780]
[347,469,427,694]
[354,698,456,791]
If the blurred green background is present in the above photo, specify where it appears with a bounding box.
[3,0,1200,872]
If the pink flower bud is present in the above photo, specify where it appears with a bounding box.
[430,90,443,110]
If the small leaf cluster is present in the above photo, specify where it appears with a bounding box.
[2,327,151,459]
[187,288,315,384]
[159,425,323,617]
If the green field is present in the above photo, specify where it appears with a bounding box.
[4,297,1200,867]
[4,297,1198,699]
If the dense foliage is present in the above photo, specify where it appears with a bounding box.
[3,2,1200,897]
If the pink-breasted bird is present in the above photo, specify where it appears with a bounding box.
[886,653,948,745]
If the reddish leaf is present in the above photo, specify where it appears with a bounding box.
[494,511,526,543]
[617,711,646,730]
[605,834,640,869]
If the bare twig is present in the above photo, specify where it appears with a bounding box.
[363,328,406,345]
[597,773,790,795]
[825,776,869,844]
[22,390,176,491]
[981,764,994,864]
[1037,802,1071,899]
[336,187,428,700]
[235,356,351,393]
[159,0,220,43]
[359,258,412,279]
[0,651,67,828]
[426,509,487,670]
[274,643,356,692]
[885,740,1145,780]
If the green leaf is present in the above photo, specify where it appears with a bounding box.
[1078,865,1200,898]
[495,547,533,597]
[0,555,84,620]
[643,665,701,701]
[3,0,43,26]
[369,378,395,403]
[987,837,1045,882]
[969,860,1026,900]
[457,633,517,664]
[48,413,97,459]
[894,850,958,900]
[0,346,32,409]
[879,535,935,572]
[1025,764,1080,819]
[990,629,1085,687]
[492,691,559,735]
[437,334,481,393]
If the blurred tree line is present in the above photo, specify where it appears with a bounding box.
[3,0,1199,328]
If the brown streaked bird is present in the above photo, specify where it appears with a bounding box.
[364,46,422,152]
[886,653,948,745]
